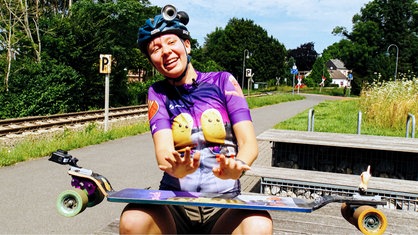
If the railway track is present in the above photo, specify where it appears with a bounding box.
[0,105,148,137]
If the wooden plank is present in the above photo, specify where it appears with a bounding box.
[257,129,418,153]
[247,166,418,195]
[270,203,418,235]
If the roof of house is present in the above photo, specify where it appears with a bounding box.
[328,69,347,79]
[327,59,347,70]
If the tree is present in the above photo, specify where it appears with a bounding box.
[1,0,43,91]
[287,42,318,72]
[330,0,418,92]
[0,0,157,118]
[41,0,156,108]
[0,57,84,118]
[305,54,330,87]
[4,0,43,62]
[0,1,18,92]
[202,18,286,89]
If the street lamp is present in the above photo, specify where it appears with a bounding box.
[242,49,251,89]
[386,44,399,81]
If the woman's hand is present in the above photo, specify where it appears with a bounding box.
[212,154,251,180]
[158,147,200,178]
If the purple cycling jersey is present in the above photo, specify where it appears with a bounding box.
[147,71,252,194]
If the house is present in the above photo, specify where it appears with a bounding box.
[326,59,351,87]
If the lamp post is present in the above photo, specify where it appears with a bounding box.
[386,44,399,81]
[242,49,250,89]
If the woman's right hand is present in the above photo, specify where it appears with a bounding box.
[158,147,200,178]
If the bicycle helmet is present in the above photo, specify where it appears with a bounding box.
[138,5,191,55]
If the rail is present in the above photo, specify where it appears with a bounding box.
[307,109,416,138]
[0,105,148,137]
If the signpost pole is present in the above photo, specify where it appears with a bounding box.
[291,63,298,95]
[104,74,110,132]
[100,54,112,132]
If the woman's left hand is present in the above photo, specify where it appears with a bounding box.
[212,154,251,180]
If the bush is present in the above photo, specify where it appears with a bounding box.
[0,58,85,118]
[126,75,164,105]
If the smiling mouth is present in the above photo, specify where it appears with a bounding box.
[164,58,178,68]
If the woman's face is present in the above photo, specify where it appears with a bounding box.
[147,34,191,79]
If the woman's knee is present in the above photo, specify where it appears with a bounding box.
[120,204,149,233]
[246,212,273,234]
[213,209,273,234]
[119,204,175,234]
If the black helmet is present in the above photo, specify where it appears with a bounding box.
[137,5,190,54]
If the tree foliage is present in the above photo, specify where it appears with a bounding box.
[0,0,156,118]
[201,18,287,88]
[327,0,418,94]
[287,42,318,72]
[305,54,331,88]
[0,58,84,118]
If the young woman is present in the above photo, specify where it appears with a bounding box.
[119,6,273,234]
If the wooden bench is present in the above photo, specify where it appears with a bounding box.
[246,165,418,195]
[257,129,418,153]
[256,129,418,181]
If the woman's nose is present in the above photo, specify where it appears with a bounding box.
[162,45,172,55]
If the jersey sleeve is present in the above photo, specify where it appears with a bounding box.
[147,84,172,135]
[222,73,252,124]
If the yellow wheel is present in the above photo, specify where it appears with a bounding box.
[353,206,387,235]
[341,203,356,225]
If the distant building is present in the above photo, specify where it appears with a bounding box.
[326,59,351,87]
[127,69,147,83]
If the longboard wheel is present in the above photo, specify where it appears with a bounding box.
[340,203,356,225]
[353,205,387,235]
[87,189,105,207]
[56,189,88,217]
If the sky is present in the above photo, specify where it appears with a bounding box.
[148,0,371,53]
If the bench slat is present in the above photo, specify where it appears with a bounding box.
[247,166,418,195]
[257,129,418,153]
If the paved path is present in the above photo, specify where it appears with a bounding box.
[0,94,375,234]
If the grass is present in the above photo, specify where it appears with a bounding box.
[0,122,150,167]
[275,99,360,133]
[275,77,418,137]
[274,99,408,137]
[246,93,304,108]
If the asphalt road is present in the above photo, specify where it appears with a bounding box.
[0,94,340,234]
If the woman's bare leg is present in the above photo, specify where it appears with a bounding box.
[119,204,176,234]
[211,209,273,234]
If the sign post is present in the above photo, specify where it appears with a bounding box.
[319,76,326,92]
[100,54,112,132]
[297,75,302,94]
[246,69,253,96]
[347,73,353,97]
[290,63,298,95]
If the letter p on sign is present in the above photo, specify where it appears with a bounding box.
[100,54,112,74]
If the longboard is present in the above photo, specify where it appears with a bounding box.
[49,150,388,235]
[108,188,313,212]
[107,188,385,213]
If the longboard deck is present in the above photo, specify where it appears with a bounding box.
[108,188,315,212]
